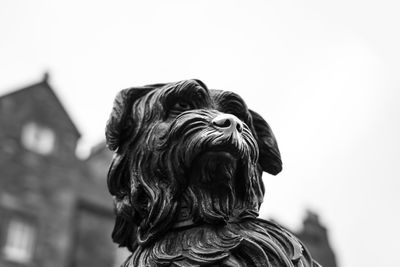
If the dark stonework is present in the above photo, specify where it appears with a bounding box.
[106,80,321,266]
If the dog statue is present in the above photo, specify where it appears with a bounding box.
[106,80,320,267]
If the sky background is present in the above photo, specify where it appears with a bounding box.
[1,0,400,266]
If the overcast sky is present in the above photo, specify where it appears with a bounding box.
[1,1,400,266]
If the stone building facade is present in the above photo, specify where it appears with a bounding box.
[0,75,119,267]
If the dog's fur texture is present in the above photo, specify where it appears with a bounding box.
[106,80,320,267]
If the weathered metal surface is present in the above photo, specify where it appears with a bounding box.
[106,80,320,266]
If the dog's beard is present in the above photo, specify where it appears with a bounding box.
[187,151,237,222]
[154,110,264,225]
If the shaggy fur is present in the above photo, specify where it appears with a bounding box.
[106,80,320,267]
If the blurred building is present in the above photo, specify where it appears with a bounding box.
[0,74,337,267]
[0,74,123,267]
[296,211,338,267]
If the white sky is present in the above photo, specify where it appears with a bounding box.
[1,1,400,266]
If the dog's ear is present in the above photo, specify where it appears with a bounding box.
[249,109,282,175]
[106,84,163,250]
[106,85,160,151]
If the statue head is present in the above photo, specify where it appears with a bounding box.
[105,79,282,251]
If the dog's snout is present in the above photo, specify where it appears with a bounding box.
[212,114,243,134]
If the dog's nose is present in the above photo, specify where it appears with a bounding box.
[212,114,243,135]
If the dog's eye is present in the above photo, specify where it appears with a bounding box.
[171,101,192,111]
[167,100,194,118]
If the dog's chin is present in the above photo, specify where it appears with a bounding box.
[188,148,244,186]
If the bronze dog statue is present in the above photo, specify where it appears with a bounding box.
[106,80,320,266]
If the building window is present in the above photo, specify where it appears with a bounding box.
[2,219,36,264]
[21,122,55,155]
